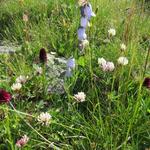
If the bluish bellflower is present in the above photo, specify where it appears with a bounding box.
[77,27,87,41]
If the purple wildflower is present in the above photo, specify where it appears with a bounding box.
[77,27,87,41]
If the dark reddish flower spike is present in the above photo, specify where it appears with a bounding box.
[39,48,47,63]
[0,89,11,103]
[143,77,150,89]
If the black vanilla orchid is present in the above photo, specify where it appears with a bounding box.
[0,89,11,103]
[143,77,150,89]
[39,48,47,63]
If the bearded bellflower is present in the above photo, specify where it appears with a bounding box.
[78,2,96,52]
[65,57,76,77]
[78,27,87,41]
[83,3,96,20]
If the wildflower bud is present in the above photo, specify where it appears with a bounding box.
[23,13,28,22]
[39,48,47,63]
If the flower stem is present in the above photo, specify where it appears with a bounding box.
[143,48,150,77]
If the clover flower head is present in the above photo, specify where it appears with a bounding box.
[16,135,29,148]
[11,83,22,91]
[106,62,115,71]
[118,57,128,65]
[120,43,127,51]
[74,92,86,102]
[33,64,43,75]
[16,75,28,84]
[98,58,107,66]
[37,112,52,126]
[108,28,116,37]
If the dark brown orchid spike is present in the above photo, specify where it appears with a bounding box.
[143,77,150,89]
[0,89,11,103]
[39,48,47,63]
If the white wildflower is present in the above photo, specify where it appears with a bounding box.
[98,58,107,66]
[34,65,43,75]
[11,83,22,91]
[120,43,127,51]
[37,112,52,126]
[118,57,128,65]
[74,92,86,102]
[16,75,28,84]
[106,62,115,71]
[108,28,116,37]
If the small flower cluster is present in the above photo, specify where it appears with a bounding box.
[16,135,29,148]
[78,0,96,52]
[98,58,115,72]
[11,75,28,91]
[37,112,52,126]
[66,57,76,77]
[74,91,86,102]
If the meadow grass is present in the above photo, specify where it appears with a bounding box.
[0,0,150,149]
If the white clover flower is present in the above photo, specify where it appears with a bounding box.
[118,57,128,65]
[106,62,115,71]
[11,83,22,91]
[37,112,52,126]
[98,59,115,72]
[120,43,127,51]
[98,58,107,66]
[34,65,43,75]
[74,92,86,102]
[16,75,28,84]
[108,28,116,37]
